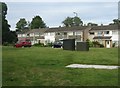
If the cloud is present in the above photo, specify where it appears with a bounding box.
[5,2,118,30]
[1,0,119,2]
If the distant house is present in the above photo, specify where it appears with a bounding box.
[88,25,118,48]
[17,29,47,45]
[44,26,90,44]
[17,25,119,48]
[17,29,30,40]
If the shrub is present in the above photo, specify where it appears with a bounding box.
[86,39,93,47]
[92,41,100,47]
[3,42,9,46]
[99,44,104,48]
[44,43,53,47]
[112,43,116,47]
[33,43,44,47]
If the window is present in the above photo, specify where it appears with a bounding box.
[27,33,30,36]
[30,33,34,36]
[64,32,67,35]
[104,31,109,34]
[75,32,81,35]
[112,31,118,35]
[18,34,21,37]
[57,33,60,35]
[98,31,103,35]
[50,33,54,36]
[35,32,39,36]
[89,32,94,35]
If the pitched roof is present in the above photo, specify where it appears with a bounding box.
[17,29,30,34]
[90,25,118,31]
[26,28,47,34]
[45,26,88,33]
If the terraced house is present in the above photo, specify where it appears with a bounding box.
[44,26,90,44]
[17,25,119,48]
[17,29,47,45]
[88,25,118,48]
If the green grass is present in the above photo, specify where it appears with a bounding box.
[2,46,118,86]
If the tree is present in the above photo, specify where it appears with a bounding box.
[73,16,83,26]
[31,16,46,29]
[109,19,120,25]
[1,2,18,44]
[62,16,83,27]
[27,21,31,29]
[16,18,27,31]
[113,19,120,25]
[87,22,98,26]
[62,17,74,27]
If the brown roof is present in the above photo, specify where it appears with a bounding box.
[17,29,30,34]
[90,25,118,31]
[45,26,88,33]
[26,28,47,34]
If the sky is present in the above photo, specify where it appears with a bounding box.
[1,0,119,31]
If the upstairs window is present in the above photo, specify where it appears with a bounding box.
[64,32,67,35]
[98,31,103,35]
[104,31,109,34]
[75,32,81,35]
[57,33,60,35]
[89,32,94,35]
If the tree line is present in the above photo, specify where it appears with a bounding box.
[16,16,46,32]
[1,2,17,45]
[16,16,120,32]
[1,2,120,45]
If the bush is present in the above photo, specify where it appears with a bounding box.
[3,42,15,46]
[44,43,53,47]
[33,43,44,47]
[112,43,116,47]
[86,39,93,47]
[99,44,104,48]
[3,42,9,46]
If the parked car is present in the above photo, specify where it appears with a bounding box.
[52,41,63,48]
[14,38,31,48]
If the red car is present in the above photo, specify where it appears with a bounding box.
[14,38,31,48]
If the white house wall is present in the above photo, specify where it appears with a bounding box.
[44,32,55,44]
[111,30,118,46]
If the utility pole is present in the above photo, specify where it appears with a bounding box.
[73,12,78,17]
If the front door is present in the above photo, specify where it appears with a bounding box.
[106,40,111,48]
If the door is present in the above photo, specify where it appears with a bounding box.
[106,40,110,48]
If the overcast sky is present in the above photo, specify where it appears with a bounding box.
[2,0,119,31]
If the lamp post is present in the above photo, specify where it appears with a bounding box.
[73,12,78,17]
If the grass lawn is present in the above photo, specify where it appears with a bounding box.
[2,46,118,86]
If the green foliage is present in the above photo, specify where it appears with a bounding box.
[109,19,120,25]
[62,16,83,27]
[73,16,83,26]
[113,19,120,25]
[62,17,73,27]
[92,41,104,48]
[16,18,27,31]
[99,44,104,48]
[44,43,53,47]
[33,43,44,47]
[31,16,46,29]
[86,39,93,47]
[1,2,7,18]
[87,22,98,26]
[2,2,18,44]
